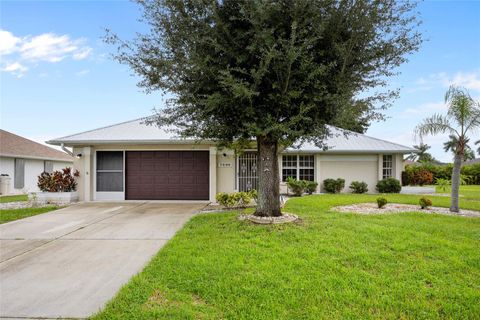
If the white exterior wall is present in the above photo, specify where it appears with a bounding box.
[53,161,73,171]
[318,155,379,193]
[0,156,72,195]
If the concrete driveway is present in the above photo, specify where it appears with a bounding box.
[0,202,205,319]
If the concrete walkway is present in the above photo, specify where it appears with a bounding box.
[0,202,205,319]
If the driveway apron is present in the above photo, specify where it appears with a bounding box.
[0,202,204,319]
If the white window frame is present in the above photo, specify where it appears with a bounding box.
[282,154,315,181]
[382,154,393,179]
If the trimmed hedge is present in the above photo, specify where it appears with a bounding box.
[376,178,402,193]
[323,178,345,194]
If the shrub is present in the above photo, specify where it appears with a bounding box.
[215,192,236,207]
[413,168,433,186]
[349,181,368,194]
[323,178,345,193]
[286,177,308,196]
[305,181,318,195]
[248,189,258,201]
[404,163,480,185]
[376,178,401,193]
[37,167,79,192]
[419,197,432,209]
[216,191,253,208]
[436,178,450,192]
[377,197,387,209]
[461,163,480,185]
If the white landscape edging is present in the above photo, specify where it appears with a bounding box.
[30,192,79,205]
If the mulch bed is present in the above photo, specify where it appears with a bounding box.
[332,203,480,218]
[238,213,299,224]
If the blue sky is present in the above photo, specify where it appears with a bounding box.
[1,0,479,162]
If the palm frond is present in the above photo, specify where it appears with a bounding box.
[445,86,477,131]
[414,113,456,139]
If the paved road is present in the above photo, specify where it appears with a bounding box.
[0,202,205,319]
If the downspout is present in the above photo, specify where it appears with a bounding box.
[61,143,74,157]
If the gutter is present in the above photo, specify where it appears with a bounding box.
[61,143,74,157]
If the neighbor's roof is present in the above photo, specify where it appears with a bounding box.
[464,158,480,165]
[0,129,73,162]
[47,117,416,154]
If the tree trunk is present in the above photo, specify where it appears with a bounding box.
[450,152,462,212]
[255,135,282,217]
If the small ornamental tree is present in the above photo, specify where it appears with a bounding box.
[106,0,422,216]
[415,87,480,212]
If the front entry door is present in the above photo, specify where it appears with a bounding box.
[237,152,258,191]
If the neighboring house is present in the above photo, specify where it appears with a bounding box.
[47,118,415,202]
[0,130,73,195]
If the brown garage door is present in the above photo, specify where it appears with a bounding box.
[126,151,209,200]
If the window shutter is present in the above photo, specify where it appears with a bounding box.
[14,158,25,189]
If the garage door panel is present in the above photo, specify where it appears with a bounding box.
[181,160,194,170]
[140,175,154,185]
[181,175,195,184]
[168,161,181,170]
[196,175,209,184]
[126,151,209,200]
[168,175,181,184]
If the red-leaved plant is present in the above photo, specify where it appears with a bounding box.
[37,167,80,192]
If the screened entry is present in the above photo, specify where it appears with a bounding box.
[96,151,124,192]
[237,152,258,192]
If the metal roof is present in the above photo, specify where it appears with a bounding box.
[285,126,416,154]
[47,117,416,154]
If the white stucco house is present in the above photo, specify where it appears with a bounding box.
[0,130,73,195]
[47,118,415,202]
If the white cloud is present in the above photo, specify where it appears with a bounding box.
[0,29,92,77]
[1,62,28,78]
[19,33,91,62]
[75,69,90,76]
[0,30,21,54]
[73,47,92,60]
[410,71,480,93]
[400,101,447,118]
[448,71,480,90]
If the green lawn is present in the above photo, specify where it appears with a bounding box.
[0,194,28,203]
[93,190,480,320]
[0,206,58,224]
[436,185,480,203]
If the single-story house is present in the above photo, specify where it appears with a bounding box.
[47,118,415,202]
[0,129,73,195]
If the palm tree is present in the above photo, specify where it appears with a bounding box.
[443,134,475,161]
[415,86,480,212]
[406,143,435,162]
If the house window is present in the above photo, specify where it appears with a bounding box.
[14,158,25,189]
[382,155,393,179]
[44,161,54,173]
[282,155,315,181]
[96,151,124,192]
[282,155,297,181]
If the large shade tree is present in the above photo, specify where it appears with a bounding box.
[415,86,480,212]
[107,0,421,216]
